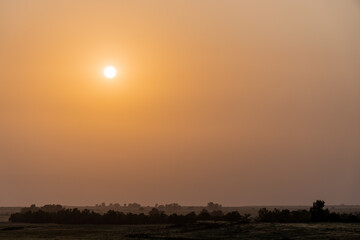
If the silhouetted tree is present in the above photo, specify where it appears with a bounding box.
[224,211,242,222]
[310,200,330,222]
[197,209,211,220]
[207,202,222,210]
[210,210,224,221]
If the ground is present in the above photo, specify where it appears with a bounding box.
[1,222,360,240]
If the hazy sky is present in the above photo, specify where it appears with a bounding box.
[1,0,360,206]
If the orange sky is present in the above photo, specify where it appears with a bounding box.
[1,0,360,206]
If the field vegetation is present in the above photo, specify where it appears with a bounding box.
[1,222,360,239]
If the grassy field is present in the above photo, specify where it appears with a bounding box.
[0,222,360,240]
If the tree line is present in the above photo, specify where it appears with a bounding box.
[9,200,360,224]
[257,200,360,223]
[9,208,250,225]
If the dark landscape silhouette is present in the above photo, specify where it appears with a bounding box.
[9,200,360,225]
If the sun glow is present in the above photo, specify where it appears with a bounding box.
[104,66,116,78]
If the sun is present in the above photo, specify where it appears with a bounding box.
[104,66,116,79]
